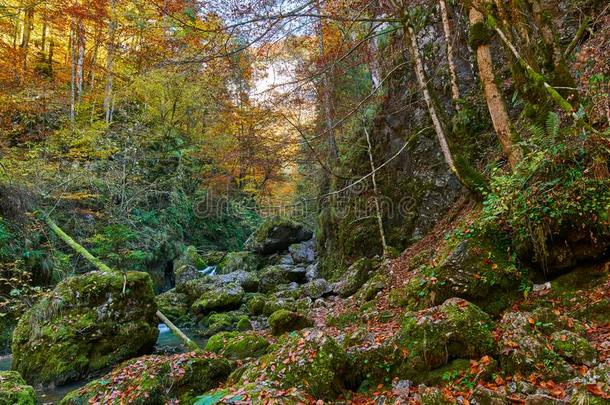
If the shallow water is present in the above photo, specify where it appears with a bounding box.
[1,324,207,403]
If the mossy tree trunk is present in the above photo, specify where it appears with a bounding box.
[439,0,460,109]
[469,2,522,169]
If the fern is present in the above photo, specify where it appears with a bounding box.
[546,112,560,138]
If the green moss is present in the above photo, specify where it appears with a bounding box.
[550,331,597,366]
[239,331,347,400]
[268,309,313,335]
[191,283,244,314]
[217,251,260,274]
[394,298,496,375]
[468,21,492,49]
[205,331,269,359]
[156,289,193,326]
[236,316,252,331]
[60,353,232,404]
[245,294,266,315]
[0,371,36,405]
[12,271,158,386]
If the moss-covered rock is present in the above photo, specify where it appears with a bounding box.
[194,382,312,404]
[200,311,252,337]
[245,217,313,255]
[550,330,597,366]
[216,270,260,293]
[268,309,313,335]
[419,385,453,405]
[259,265,306,293]
[333,257,382,298]
[12,271,158,386]
[205,331,269,359]
[217,251,260,274]
[390,236,525,315]
[300,278,332,299]
[191,283,244,314]
[155,289,192,326]
[288,239,316,264]
[239,330,347,400]
[395,298,496,373]
[357,273,387,301]
[245,294,266,315]
[60,352,232,405]
[174,246,207,286]
[471,385,507,405]
[0,371,36,405]
[498,311,575,381]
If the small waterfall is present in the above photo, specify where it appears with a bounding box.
[158,323,171,334]
[199,265,216,276]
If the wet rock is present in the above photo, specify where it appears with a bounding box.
[333,257,382,298]
[238,330,347,400]
[0,371,35,405]
[60,352,232,404]
[191,283,244,314]
[245,217,313,255]
[205,331,269,359]
[268,309,313,335]
[217,251,260,274]
[12,271,158,386]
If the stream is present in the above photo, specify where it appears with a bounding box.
[0,323,207,404]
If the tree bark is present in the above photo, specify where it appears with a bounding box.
[104,0,117,123]
[469,5,522,169]
[406,24,463,183]
[364,126,389,257]
[439,0,460,107]
[20,4,34,75]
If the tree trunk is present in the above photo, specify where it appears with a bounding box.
[104,0,116,123]
[316,0,338,167]
[439,0,460,108]
[368,24,381,88]
[75,18,85,104]
[20,4,34,75]
[405,24,462,183]
[364,126,389,257]
[469,5,522,169]
[70,25,76,121]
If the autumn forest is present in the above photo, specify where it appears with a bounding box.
[0,0,609,403]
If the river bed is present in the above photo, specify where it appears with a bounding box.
[0,324,206,404]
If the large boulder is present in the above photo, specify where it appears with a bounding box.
[390,235,525,315]
[347,298,496,388]
[498,310,588,381]
[259,265,306,293]
[0,371,35,405]
[245,217,312,255]
[12,271,158,386]
[217,251,260,274]
[238,330,348,400]
[204,331,269,359]
[268,309,313,335]
[289,239,316,264]
[60,352,232,405]
[191,283,244,314]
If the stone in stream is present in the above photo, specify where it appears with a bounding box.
[0,371,36,405]
[12,271,159,387]
[245,217,312,255]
